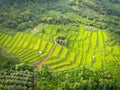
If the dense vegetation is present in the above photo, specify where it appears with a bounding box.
[0,47,20,70]
[0,48,34,90]
[0,69,33,90]
[0,0,120,44]
[0,0,120,90]
[36,64,120,90]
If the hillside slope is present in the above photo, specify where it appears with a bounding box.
[0,0,120,44]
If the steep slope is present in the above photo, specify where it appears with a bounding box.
[0,0,120,44]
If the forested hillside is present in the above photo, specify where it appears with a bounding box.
[0,0,120,44]
[0,0,120,90]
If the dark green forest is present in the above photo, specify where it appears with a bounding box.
[0,0,120,44]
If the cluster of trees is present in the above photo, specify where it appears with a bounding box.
[106,59,120,86]
[0,0,61,31]
[0,0,77,31]
[0,6,40,31]
[0,47,20,70]
[0,69,33,90]
[56,36,68,46]
[0,0,59,6]
[36,64,120,90]
[109,0,120,3]
[0,44,119,90]
[43,16,73,25]
[0,47,34,90]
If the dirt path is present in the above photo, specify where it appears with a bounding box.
[37,38,57,68]
[33,41,56,89]
[33,69,36,90]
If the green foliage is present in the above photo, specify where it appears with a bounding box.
[0,48,20,70]
[36,65,120,90]
[36,66,58,90]
[0,0,120,89]
[0,0,120,44]
[0,0,61,31]
[15,63,33,71]
[106,60,120,89]
[109,0,120,3]
[0,0,59,6]
[56,36,68,46]
[0,69,33,90]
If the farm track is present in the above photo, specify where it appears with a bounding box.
[38,41,57,68]
[0,25,120,72]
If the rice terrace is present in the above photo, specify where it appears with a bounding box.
[0,0,120,90]
[0,24,119,71]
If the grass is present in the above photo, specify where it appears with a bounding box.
[11,33,24,49]
[85,54,93,67]
[33,39,41,50]
[102,31,108,40]
[45,47,68,64]
[93,52,102,68]
[17,34,28,48]
[76,26,85,40]
[16,49,32,56]
[73,42,79,51]
[86,31,92,38]
[2,36,13,47]
[45,42,53,52]
[84,38,91,64]
[98,30,104,51]
[39,40,47,51]
[28,37,37,49]
[105,46,113,53]
[0,24,120,72]
[0,35,9,45]
[7,32,20,48]
[8,48,21,54]
[19,50,38,60]
[22,34,32,48]
[91,32,97,49]
[55,54,83,72]
[82,31,89,40]
[74,54,82,65]
[112,46,120,55]
[49,44,62,58]
[50,52,76,69]
[0,34,5,40]
[41,34,47,40]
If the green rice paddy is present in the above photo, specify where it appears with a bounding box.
[0,24,119,72]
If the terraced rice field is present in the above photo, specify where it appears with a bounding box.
[0,24,120,72]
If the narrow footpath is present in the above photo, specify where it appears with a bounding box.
[37,37,57,68]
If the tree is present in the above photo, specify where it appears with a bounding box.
[17,22,27,31]
[27,21,33,28]
[56,36,68,46]
[15,63,33,71]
